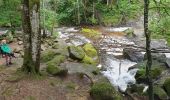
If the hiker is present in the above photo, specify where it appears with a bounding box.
[0,39,14,66]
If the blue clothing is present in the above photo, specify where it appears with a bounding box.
[0,44,12,54]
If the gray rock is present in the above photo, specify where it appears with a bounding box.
[134,39,168,49]
[18,41,23,45]
[144,53,167,63]
[65,62,99,77]
[13,47,22,53]
[123,48,144,62]
[41,45,46,51]
[166,59,170,68]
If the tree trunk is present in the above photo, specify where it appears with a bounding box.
[144,0,154,100]
[21,0,35,74]
[21,0,41,74]
[30,1,41,73]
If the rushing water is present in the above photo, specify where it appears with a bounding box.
[56,27,139,92]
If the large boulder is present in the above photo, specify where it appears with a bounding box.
[144,53,167,64]
[46,63,68,76]
[41,50,57,62]
[163,78,170,96]
[90,82,122,100]
[123,48,144,62]
[134,39,168,50]
[68,46,85,60]
[47,55,66,66]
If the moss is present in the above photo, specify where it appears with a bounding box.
[127,84,145,95]
[163,78,170,96]
[47,55,66,66]
[46,63,68,76]
[81,28,101,39]
[82,55,96,65]
[52,43,59,49]
[153,86,168,100]
[135,67,162,83]
[66,82,77,90]
[83,43,98,58]
[41,50,57,62]
[90,83,122,100]
[68,46,85,60]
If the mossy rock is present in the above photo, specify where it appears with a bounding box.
[83,43,98,58]
[90,83,122,100]
[46,63,68,76]
[127,84,145,95]
[68,46,85,60]
[153,86,168,100]
[163,78,170,96]
[47,55,66,66]
[41,50,57,62]
[135,67,162,84]
[82,55,96,65]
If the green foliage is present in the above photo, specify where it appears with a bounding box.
[0,0,21,27]
[163,78,170,96]
[90,83,122,100]
[135,67,162,83]
[153,86,168,100]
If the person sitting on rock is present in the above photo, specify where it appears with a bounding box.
[0,39,15,66]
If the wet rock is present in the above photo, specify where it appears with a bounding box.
[153,86,169,100]
[163,78,170,96]
[123,48,144,62]
[90,82,122,100]
[166,59,170,68]
[68,46,85,60]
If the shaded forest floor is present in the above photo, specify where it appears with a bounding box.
[0,42,92,100]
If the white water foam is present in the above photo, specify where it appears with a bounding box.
[102,57,137,92]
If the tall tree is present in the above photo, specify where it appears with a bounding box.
[21,0,41,74]
[144,0,154,100]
